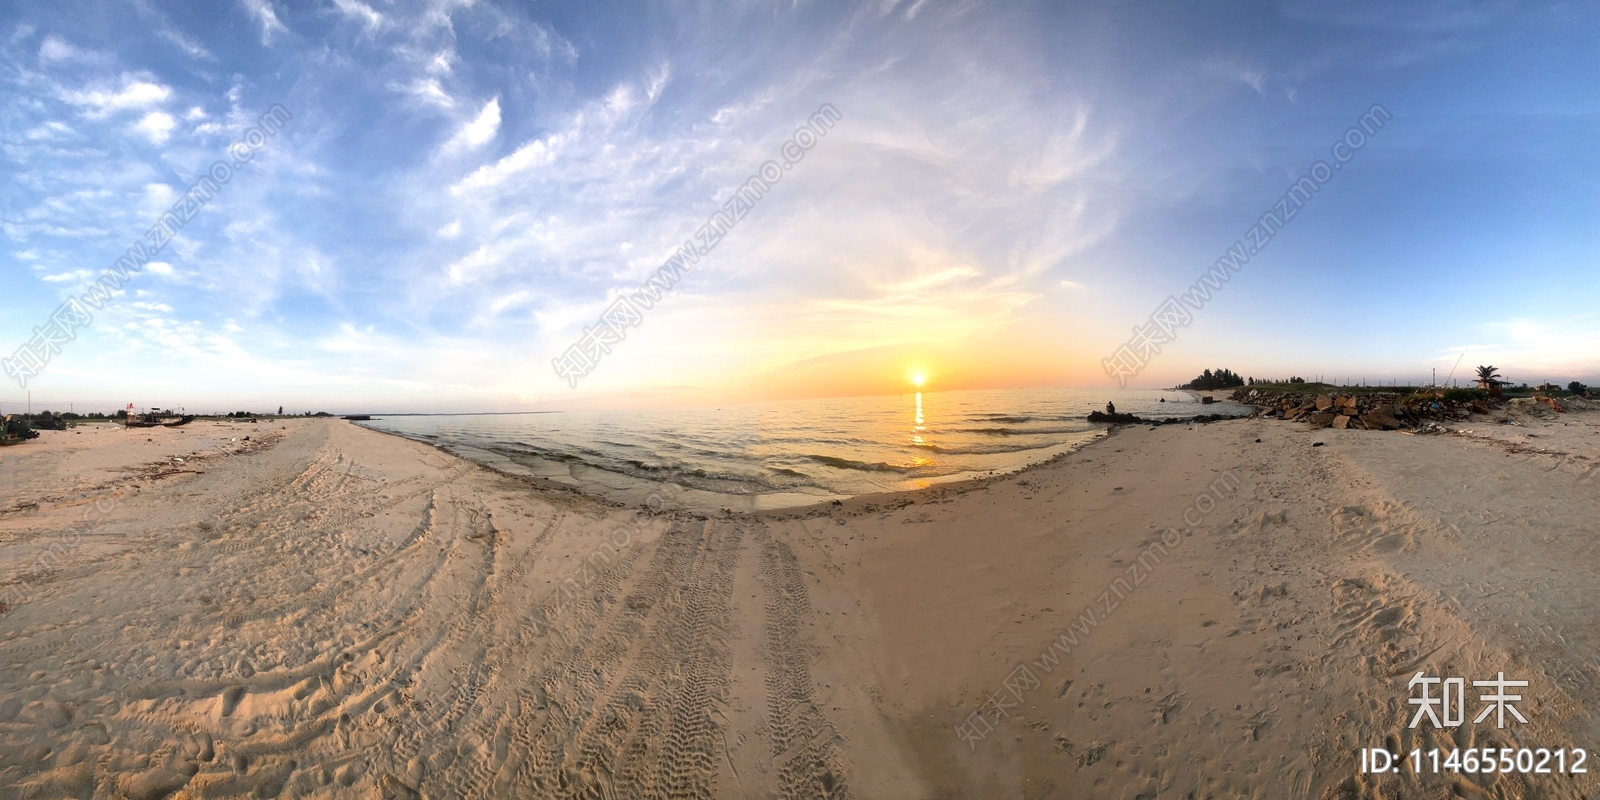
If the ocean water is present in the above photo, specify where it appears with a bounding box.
[358,388,1252,512]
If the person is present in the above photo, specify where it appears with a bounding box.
[1105,401,1116,415]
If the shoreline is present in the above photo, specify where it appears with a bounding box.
[355,417,1117,515]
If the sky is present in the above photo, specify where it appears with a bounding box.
[1,0,1595,414]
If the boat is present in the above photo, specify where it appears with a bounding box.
[0,435,24,447]
[162,415,196,427]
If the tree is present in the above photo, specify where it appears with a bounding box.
[1475,365,1504,398]
[1179,368,1245,391]
[1572,381,1589,395]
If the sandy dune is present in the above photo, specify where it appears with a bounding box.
[1,407,1598,798]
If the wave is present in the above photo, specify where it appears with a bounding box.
[910,442,1056,455]
[953,425,1090,436]
[805,454,918,473]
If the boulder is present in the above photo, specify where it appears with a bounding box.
[1088,411,1145,424]
[1360,411,1400,430]
[1306,413,1336,429]
[1333,414,1351,429]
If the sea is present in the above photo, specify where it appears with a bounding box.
[357,388,1252,512]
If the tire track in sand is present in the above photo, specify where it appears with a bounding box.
[756,527,851,800]
[477,517,742,798]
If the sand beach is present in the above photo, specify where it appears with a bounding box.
[1,404,1598,798]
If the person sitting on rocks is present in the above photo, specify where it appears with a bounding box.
[1106,401,1116,415]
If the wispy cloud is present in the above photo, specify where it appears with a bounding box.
[241,0,289,45]
[331,0,385,30]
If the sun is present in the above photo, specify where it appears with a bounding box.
[911,373,926,388]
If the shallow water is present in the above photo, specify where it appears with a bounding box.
[359,388,1251,511]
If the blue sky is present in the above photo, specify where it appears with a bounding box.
[1,0,1595,413]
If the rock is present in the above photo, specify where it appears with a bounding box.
[1088,411,1145,424]
[1333,415,1351,429]
[1306,413,1336,429]
[1315,395,1333,411]
[1360,411,1400,430]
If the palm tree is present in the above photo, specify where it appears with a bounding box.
[1475,365,1504,397]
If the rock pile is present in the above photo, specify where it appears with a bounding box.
[1088,410,1245,426]
[1228,388,1493,430]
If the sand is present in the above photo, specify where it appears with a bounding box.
[1,405,1598,798]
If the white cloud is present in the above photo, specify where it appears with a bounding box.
[24,121,73,140]
[157,27,213,60]
[143,183,178,214]
[440,97,501,156]
[880,265,981,293]
[393,77,455,109]
[41,269,95,283]
[438,220,461,238]
[39,35,89,63]
[146,261,175,277]
[185,106,206,120]
[444,243,503,285]
[1450,317,1600,378]
[450,131,568,194]
[331,0,385,30]
[241,0,289,45]
[64,76,173,117]
[426,50,456,75]
[132,111,176,144]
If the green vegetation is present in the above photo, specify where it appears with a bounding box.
[1441,388,1488,402]
[1246,382,1428,395]
[1179,368,1245,391]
